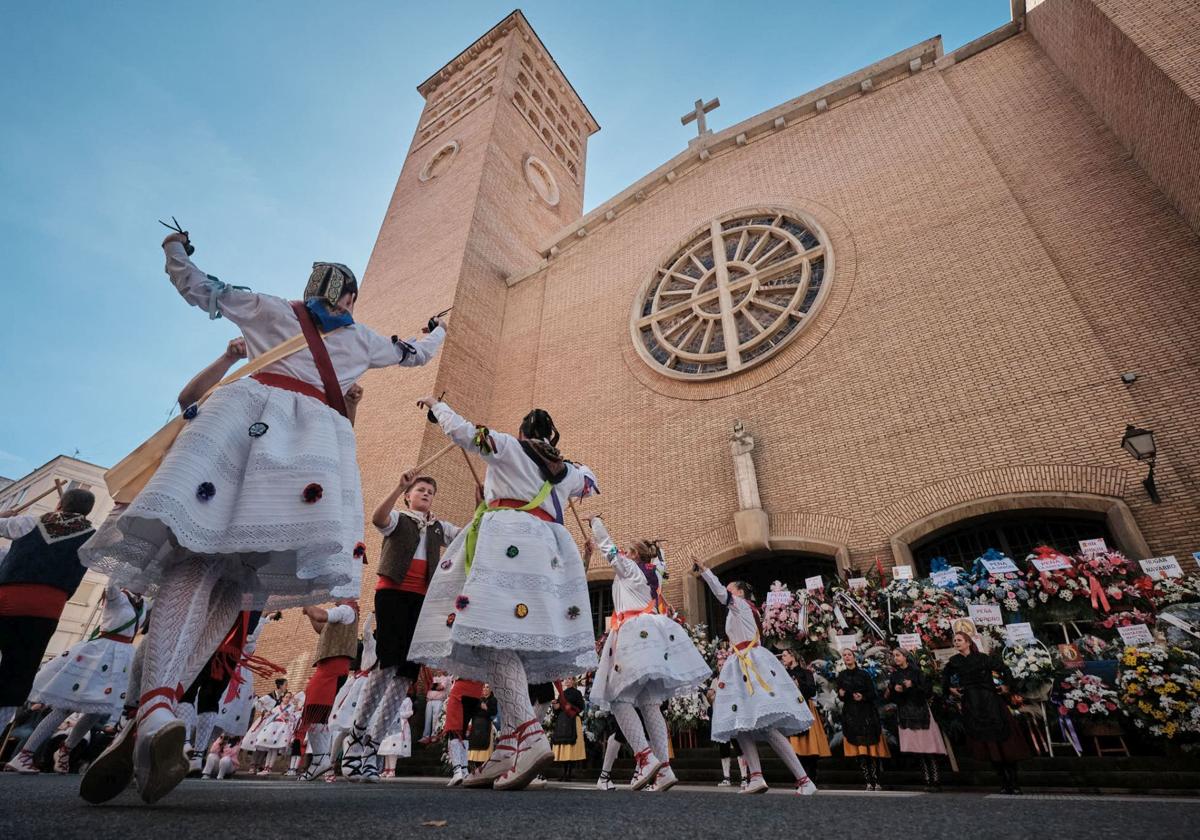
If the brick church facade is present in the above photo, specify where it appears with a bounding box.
[256,0,1200,679]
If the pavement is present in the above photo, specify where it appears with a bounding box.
[1,774,1196,840]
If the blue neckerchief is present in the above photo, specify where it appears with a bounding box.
[305,297,354,331]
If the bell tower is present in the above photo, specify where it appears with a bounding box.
[352,11,599,555]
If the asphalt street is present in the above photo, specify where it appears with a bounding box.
[1,775,1195,840]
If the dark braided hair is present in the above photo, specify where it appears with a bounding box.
[732,581,756,604]
[520,408,560,447]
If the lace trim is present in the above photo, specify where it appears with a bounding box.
[428,568,587,602]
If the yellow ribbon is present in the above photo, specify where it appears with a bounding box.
[463,481,553,574]
[733,635,773,696]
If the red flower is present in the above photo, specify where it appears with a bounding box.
[1058,705,1069,716]
[1076,702,1090,714]
[302,483,323,503]
[1105,701,1117,711]
[455,595,470,611]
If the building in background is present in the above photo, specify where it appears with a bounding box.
[0,455,115,662]
[256,0,1200,678]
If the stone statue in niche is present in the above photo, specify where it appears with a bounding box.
[730,420,762,512]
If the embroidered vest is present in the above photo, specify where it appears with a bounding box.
[378,515,444,585]
[313,614,359,665]
[0,518,94,597]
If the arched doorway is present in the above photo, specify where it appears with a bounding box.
[910,508,1115,574]
[704,550,839,633]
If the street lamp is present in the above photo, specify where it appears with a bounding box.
[1120,424,1160,503]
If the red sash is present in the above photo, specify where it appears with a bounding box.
[290,300,348,418]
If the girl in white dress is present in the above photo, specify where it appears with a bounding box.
[588,517,710,791]
[377,696,413,777]
[692,558,818,796]
[253,691,304,774]
[79,232,444,804]
[5,584,146,775]
[409,400,599,791]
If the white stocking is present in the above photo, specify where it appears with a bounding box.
[195,712,218,753]
[449,738,468,771]
[764,728,809,781]
[610,701,649,755]
[351,666,392,733]
[140,559,239,720]
[602,733,621,774]
[125,641,146,713]
[178,702,198,743]
[65,713,106,749]
[638,702,670,761]
[367,676,412,742]
[482,649,533,731]
[0,707,18,731]
[23,708,69,753]
[736,735,762,777]
[307,723,331,757]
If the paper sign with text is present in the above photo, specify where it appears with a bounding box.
[1139,556,1183,580]
[931,569,959,586]
[805,575,824,592]
[1117,624,1155,647]
[1031,555,1071,573]
[896,633,922,650]
[892,565,913,581]
[848,577,868,590]
[968,603,1004,627]
[1004,622,1036,646]
[981,557,1018,575]
[1079,538,1108,556]
[765,591,792,606]
[834,634,860,651]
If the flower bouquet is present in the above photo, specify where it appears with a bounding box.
[1098,608,1155,633]
[968,549,1032,615]
[1025,545,1095,622]
[1002,642,1057,696]
[1074,548,1145,615]
[685,623,719,672]
[665,691,709,732]
[795,589,837,658]
[896,590,966,649]
[761,582,801,648]
[1117,645,1200,743]
[1146,575,1200,610]
[1057,671,1119,719]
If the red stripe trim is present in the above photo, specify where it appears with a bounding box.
[251,372,328,405]
[491,499,555,522]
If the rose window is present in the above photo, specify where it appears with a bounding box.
[630,211,830,379]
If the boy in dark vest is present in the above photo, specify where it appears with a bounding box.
[341,470,460,782]
[297,599,359,780]
[0,488,97,732]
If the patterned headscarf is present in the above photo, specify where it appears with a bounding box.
[304,262,358,306]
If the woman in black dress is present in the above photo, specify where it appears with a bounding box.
[780,649,831,784]
[835,647,889,791]
[942,631,1031,794]
[550,678,586,781]
[886,649,946,791]
[466,685,499,770]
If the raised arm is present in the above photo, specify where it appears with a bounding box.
[700,567,731,605]
[373,470,415,530]
[163,238,263,324]
[424,399,515,457]
[178,338,247,409]
[589,516,640,579]
[0,514,38,541]
[365,324,446,370]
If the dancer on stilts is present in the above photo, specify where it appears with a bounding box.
[5,582,147,774]
[341,470,460,782]
[0,490,97,736]
[296,600,358,780]
[409,398,600,791]
[691,557,818,796]
[588,516,710,791]
[78,228,446,804]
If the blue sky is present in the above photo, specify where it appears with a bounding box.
[0,0,1008,479]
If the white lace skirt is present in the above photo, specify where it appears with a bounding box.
[29,638,134,715]
[409,510,598,684]
[252,717,296,750]
[709,646,813,742]
[80,378,363,609]
[378,721,411,757]
[588,614,711,710]
[214,667,255,737]
[327,672,367,731]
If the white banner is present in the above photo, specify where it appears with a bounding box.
[892,565,913,581]
[805,575,824,592]
[1117,623,1155,647]
[1004,622,1036,646]
[834,634,860,651]
[765,590,792,606]
[930,568,958,586]
[1079,538,1108,556]
[968,603,1004,627]
[1139,556,1183,580]
[981,557,1018,575]
[1031,556,1071,573]
[896,633,922,650]
[848,577,868,590]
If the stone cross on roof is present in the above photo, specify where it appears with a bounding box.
[681,97,720,139]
